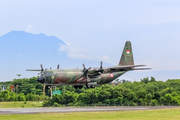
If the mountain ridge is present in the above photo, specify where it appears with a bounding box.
[0,31,112,81]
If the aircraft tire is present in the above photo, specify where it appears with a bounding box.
[79,86,83,89]
[74,85,83,89]
[91,85,95,88]
[74,86,78,89]
[86,84,95,89]
[86,84,90,89]
[46,85,51,89]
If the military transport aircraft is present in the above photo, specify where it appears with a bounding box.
[26,41,150,89]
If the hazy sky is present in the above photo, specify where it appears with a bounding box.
[0,0,180,81]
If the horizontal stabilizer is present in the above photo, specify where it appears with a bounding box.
[110,65,151,71]
[132,68,152,70]
[26,69,41,71]
[110,65,146,70]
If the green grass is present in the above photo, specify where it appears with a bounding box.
[0,101,43,108]
[0,108,180,120]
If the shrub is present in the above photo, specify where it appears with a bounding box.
[43,101,53,107]
[53,102,59,107]
[150,99,158,106]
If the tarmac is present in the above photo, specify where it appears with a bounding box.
[0,106,179,115]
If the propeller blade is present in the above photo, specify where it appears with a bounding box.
[100,61,102,69]
[57,64,60,69]
[83,64,86,70]
[81,63,91,76]
[40,64,44,72]
[83,67,91,76]
[87,67,91,71]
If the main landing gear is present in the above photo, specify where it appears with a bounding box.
[86,84,95,88]
[74,85,83,89]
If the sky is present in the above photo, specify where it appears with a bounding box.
[0,0,180,81]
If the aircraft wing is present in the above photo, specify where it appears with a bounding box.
[26,69,41,71]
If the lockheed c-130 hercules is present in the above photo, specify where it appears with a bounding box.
[27,41,150,89]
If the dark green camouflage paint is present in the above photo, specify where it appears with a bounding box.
[36,41,148,86]
[119,41,134,66]
[41,69,126,85]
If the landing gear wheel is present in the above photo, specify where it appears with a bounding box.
[74,86,78,89]
[91,85,95,88]
[79,86,83,89]
[47,85,51,89]
[86,84,90,88]
[74,85,83,89]
[86,84,95,89]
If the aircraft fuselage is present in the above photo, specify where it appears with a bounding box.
[39,69,126,86]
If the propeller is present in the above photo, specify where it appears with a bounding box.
[82,64,91,76]
[95,61,104,73]
[57,64,60,69]
[37,64,45,83]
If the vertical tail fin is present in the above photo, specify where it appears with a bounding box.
[119,41,134,66]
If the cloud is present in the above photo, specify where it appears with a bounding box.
[58,44,92,60]
[64,42,70,45]
[25,25,33,32]
[101,55,110,63]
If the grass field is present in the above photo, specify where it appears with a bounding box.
[0,108,180,120]
[0,101,43,108]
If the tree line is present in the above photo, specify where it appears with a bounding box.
[43,77,180,106]
[1,77,180,107]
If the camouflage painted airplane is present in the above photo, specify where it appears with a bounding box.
[27,41,150,89]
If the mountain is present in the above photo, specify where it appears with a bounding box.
[0,31,66,60]
[0,31,111,81]
[1,31,178,82]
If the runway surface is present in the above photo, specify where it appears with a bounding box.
[0,106,179,115]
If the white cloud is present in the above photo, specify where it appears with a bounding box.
[64,42,70,45]
[101,55,110,63]
[58,44,92,60]
[25,25,33,32]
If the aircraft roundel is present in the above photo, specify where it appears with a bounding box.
[126,50,130,54]
[110,73,114,78]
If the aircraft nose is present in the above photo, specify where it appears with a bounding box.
[37,77,45,84]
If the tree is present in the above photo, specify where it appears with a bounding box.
[150,99,158,106]
[0,90,10,101]
[141,77,149,84]
[162,93,173,104]
[17,93,26,101]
